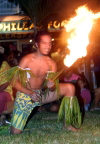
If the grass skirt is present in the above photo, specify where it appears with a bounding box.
[58,96,82,128]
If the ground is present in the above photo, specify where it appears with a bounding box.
[0,109,100,144]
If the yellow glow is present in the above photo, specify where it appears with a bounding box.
[64,6,100,67]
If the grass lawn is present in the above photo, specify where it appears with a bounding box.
[0,109,100,144]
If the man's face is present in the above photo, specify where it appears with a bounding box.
[37,35,52,55]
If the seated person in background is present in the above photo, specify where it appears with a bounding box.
[51,47,67,72]
[62,68,81,84]
[91,87,100,110]
[77,77,91,111]
[0,54,14,125]
[7,51,18,67]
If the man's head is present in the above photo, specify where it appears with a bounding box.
[35,31,52,56]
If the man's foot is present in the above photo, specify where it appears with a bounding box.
[63,125,80,132]
[67,125,79,132]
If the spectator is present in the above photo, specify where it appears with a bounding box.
[77,77,91,111]
[90,87,100,110]
[0,54,14,125]
[62,69,81,84]
[7,51,18,67]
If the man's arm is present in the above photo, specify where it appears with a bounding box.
[46,60,57,90]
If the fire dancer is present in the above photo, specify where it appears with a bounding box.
[10,31,81,134]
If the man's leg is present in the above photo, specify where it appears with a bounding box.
[42,83,75,104]
[42,83,81,131]
[10,91,40,134]
[10,126,22,134]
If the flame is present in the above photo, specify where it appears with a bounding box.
[64,6,100,67]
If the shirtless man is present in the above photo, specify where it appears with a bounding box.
[10,31,76,134]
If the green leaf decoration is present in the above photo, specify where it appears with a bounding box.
[45,71,60,99]
[0,66,34,87]
[58,96,82,128]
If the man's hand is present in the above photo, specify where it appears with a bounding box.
[30,92,41,102]
[47,79,55,91]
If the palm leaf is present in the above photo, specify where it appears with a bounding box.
[46,71,60,99]
[58,97,65,121]
[0,66,34,87]
[58,96,82,128]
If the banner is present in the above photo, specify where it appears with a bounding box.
[0,19,67,34]
[0,20,35,34]
[48,20,67,31]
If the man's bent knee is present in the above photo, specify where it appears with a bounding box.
[60,83,75,97]
[10,126,22,135]
[65,83,75,96]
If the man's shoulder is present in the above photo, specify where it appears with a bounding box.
[22,53,36,60]
[19,53,35,65]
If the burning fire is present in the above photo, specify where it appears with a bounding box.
[64,5,100,67]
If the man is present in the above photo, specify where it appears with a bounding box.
[10,31,78,134]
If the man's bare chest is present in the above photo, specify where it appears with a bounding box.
[28,59,52,77]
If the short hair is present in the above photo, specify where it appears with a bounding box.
[35,31,51,43]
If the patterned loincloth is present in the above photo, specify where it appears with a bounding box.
[11,91,41,130]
